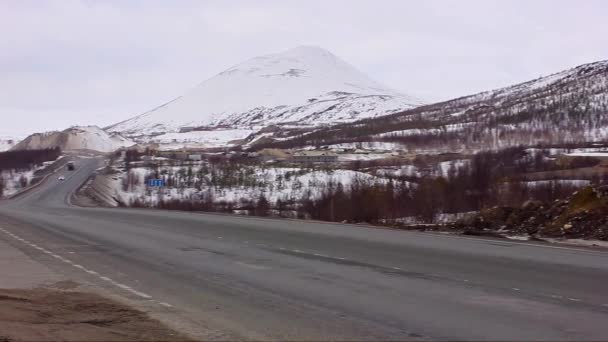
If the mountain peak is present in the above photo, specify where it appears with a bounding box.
[221,45,360,83]
[284,44,333,54]
[278,45,338,60]
[108,46,422,136]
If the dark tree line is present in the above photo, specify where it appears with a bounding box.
[0,148,61,171]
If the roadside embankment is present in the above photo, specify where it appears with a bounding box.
[0,234,190,341]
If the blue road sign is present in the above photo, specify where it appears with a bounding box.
[148,179,165,187]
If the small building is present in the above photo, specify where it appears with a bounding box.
[179,126,197,133]
[256,148,290,163]
[157,151,189,160]
[292,151,338,163]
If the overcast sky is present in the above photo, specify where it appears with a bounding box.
[1,0,607,136]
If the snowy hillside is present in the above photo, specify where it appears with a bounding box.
[13,126,135,152]
[108,46,422,136]
[147,128,256,150]
[262,59,608,152]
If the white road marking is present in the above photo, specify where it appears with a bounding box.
[235,261,269,270]
[0,227,157,302]
[392,267,402,270]
[568,297,582,302]
[512,287,520,291]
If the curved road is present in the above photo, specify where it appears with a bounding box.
[1,157,608,340]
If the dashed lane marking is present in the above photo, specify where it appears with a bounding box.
[0,227,167,306]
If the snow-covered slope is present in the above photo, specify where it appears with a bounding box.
[264,59,608,152]
[108,46,422,136]
[0,136,21,152]
[12,126,135,152]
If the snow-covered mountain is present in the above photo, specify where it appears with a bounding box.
[108,46,422,137]
[261,60,608,152]
[13,126,135,153]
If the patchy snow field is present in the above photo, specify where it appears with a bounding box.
[565,152,608,157]
[338,153,395,161]
[109,163,403,207]
[322,141,407,151]
[0,156,64,198]
[522,179,592,187]
[0,169,34,197]
[149,129,255,149]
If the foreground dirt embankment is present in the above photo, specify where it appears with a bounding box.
[451,185,608,241]
[0,233,190,341]
[0,288,189,342]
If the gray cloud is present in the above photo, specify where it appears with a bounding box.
[1,0,606,135]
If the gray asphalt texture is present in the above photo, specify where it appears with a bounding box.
[1,157,608,341]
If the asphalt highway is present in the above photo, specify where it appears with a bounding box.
[1,157,607,340]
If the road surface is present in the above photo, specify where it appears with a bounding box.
[1,157,608,340]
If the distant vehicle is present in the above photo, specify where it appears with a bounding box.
[58,176,65,181]
[67,161,75,171]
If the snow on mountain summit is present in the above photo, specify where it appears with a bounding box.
[109,46,422,136]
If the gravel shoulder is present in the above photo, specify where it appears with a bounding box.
[0,238,191,341]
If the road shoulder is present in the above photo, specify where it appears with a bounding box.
[0,235,191,341]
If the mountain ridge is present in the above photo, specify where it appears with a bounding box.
[256,59,608,152]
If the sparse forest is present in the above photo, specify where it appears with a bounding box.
[111,146,608,225]
[0,148,62,197]
[0,148,61,171]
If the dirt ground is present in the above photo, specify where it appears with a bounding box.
[0,287,191,342]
